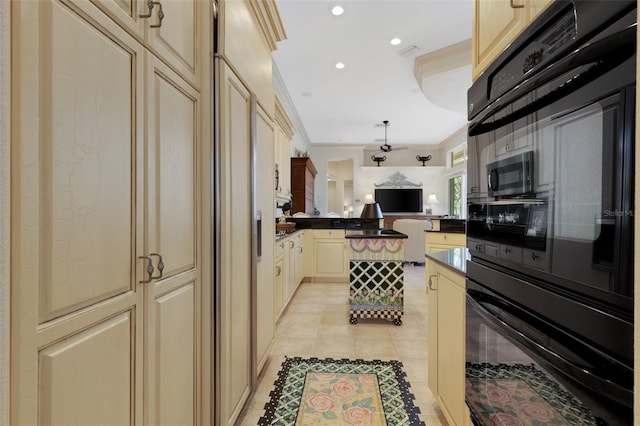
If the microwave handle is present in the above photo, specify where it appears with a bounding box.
[469,24,635,136]
[488,169,498,191]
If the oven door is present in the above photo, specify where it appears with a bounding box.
[466,274,633,426]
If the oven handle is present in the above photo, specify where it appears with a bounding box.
[466,290,633,408]
[469,24,636,136]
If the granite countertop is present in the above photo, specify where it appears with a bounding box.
[425,247,469,274]
[286,217,379,230]
[345,229,408,239]
[425,218,466,233]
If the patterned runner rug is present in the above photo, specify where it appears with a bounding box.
[466,363,599,425]
[259,357,425,426]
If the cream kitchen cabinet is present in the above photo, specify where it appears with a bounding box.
[10,1,205,424]
[426,250,471,426]
[275,97,294,201]
[216,0,285,423]
[274,230,305,321]
[426,232,466,254]
[308,229,349,279]
[472,0,552,81]
[88,0,200,87]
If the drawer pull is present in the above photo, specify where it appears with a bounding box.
[504,247,512,254]
[428,274,437,291]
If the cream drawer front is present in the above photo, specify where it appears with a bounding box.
[313,229,345,239]
[426,232,466,247]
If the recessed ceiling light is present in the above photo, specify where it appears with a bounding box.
[390,38,402,46]
[335,62,345,69]
[331,5,344,16]
[301,92,312,97]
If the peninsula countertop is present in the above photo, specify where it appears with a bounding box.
[345,229,408,239]
[425,247,469,275]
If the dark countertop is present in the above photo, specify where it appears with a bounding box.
[345,229,408,239]
[425,248,469,274]
[425,218,466,233]
[286,217,379,229]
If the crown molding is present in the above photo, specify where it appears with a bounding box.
[249,0,287,51]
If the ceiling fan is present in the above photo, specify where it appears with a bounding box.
[377,120,408,152]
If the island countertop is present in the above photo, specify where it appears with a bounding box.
[425,247,469,274]
[345,229,408,239]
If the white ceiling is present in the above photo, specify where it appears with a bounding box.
[273,0,473,148]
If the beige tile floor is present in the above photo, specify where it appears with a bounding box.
[236,263,449,425]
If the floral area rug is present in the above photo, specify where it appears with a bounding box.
[258,357,425,426]
[465,363,599,425]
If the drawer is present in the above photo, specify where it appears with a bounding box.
[313,229,345,239]
[467,237,485,255]
[484,242,499,258]
[426,232,465,247]
[523,249,549,271]
[499,244,522,263]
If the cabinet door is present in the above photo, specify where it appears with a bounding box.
[313,230,349,278]
[437,270,467,426]
[472,0,526,80]
[145,54,201,426]
[217,60,253,425]
[274,255,284,320]
[426,263,438,395]
[86,0,199,86]
[147,0,200,87]
[10,2,145,424]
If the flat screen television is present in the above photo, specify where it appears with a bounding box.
[374,188,423,213]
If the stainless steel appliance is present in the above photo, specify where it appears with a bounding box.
[466,1,635,424]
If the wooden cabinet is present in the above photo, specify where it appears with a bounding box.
[274,231,305,321]
[291,157,317,214]
[426,258,471,426]
[275,97,294,201]
[306,229,349,279]
[10,1,204,424]
[472,0,552,81]
[90,0,200,87]
[216,1,285,423]
[426,232,466,254]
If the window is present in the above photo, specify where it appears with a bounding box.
[449,175,463,218]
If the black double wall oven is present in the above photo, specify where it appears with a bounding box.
[465,2,635,425]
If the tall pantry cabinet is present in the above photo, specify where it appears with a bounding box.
[10,1,211,425]
[215,1,285,425]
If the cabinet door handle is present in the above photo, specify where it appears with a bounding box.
[139,256,155,283]
[531,252,539,260]
[275,265,281,276]
[150,2,165,28]
[289,241,295,249]
[510,0,525,8]
[504,247,512,254]
[149,253,164,279]
[428,274,437,291]
[139,0,156,18]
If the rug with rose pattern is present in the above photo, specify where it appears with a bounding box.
[258,357,425,425]
[465,363,599,425]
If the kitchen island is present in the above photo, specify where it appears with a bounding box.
[345,229,408,325]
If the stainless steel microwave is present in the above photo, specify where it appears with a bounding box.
[486,151,533,197]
